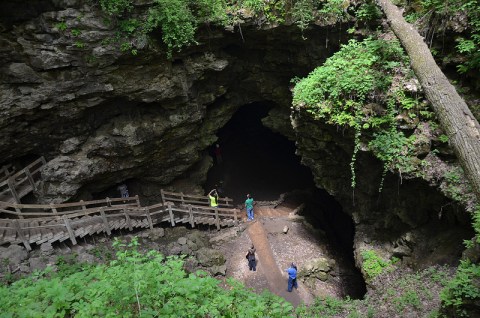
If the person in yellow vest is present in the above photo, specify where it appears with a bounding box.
[208,189,218,207]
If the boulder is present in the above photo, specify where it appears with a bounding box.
[209,265,227,276]
[393,245,412,258]
[148,228,165,240]
[0,245,28,267]
[195,248,225,267]
[178,237,187,245]
[300,257,334,282]
[77,253,96,264]
[29,257,48,272]
[40,242,54,256]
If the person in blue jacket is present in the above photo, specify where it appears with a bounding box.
[286,262,298,292]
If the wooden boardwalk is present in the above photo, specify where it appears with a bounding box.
[0,159,240,250]
[0,157,45,203]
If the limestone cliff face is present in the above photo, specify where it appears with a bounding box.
[0,0,475,281]
[0,0,342,203]
[290,108,474,272]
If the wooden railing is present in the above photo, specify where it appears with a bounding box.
[160,189,233,207]
[0,196,140,218]
[0,163,14,184]
[0,157,46,203]
[0,192,240,251]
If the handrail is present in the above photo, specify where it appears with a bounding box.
[0,196,139,212]
[0,157,44,188]
[0,179,240,250]
[161,189,233,207]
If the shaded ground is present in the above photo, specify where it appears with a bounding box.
[213,202,363,308]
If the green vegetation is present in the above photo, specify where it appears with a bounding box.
[441,260,480,317]
[0,238,293,317]
[92,0,363,57]
[296,296,354,317]
[404,0,480,74]
[292,37,426,190]
[295,266,452,317]
[361,250,396,282]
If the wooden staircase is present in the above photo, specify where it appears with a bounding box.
[0,158,240,250]
[0,157,45,203]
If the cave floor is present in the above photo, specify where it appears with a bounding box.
[214,203,359,307]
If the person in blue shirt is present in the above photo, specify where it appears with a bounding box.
[286,262,298,292]
[245,194,254,220]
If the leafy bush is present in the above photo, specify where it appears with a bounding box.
[361,250,395,282]
[406,0,480,73]
[0,237,293,317]
[441,260,480,317]
[296,296,351,316]
[369,130,415,173]
[292,37,417,189]
[99,0,133,16]
[145,0,198,57]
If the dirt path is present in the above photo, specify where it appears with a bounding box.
[223,205,315,307]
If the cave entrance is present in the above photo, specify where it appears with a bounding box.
[204,101,315,203]
[204,101,366,299]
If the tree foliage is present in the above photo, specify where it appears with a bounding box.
[405,0,480,74]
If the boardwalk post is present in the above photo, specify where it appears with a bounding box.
[145,208,154,230]
[80,200,87,216]
[160,190,166,205]
[7,178,20,203]
[41,156,47,165]
[214,207,220,230]
[50,204,58,216]
[62,216,77,245]
[168,202,175,226]
[13,220,31,251]
[135,195,141,207]
[188,204,194,228]
[123,208,133,231]
[233,209,238,225]
[25,168,36,191]
[106,197,111,207]
[100,208,111,235]
[180,192,185,206]
[13,204,23,219]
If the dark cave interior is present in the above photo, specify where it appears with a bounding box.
[204,101,367,298]
[204,101,315,204]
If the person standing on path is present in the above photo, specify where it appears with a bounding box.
[208,189,218,207]
[245,244,256,271]
[245,194,254,220]
[286,262,298,292]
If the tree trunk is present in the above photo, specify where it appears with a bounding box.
[377,0,480,202]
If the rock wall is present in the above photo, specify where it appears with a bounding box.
[291,109,474,272]
[0,0,344,203]
[0,1,473,273]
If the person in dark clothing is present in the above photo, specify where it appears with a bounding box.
[246,244,256,271]
[286,262,298,292]
[214,144,222,164]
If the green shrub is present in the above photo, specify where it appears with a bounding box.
[99,0,133,16]
[0,237,293,317]
[362,250,395,282]
[407,0,480,73]
[441,260,480,317]
[292,37,417,190]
